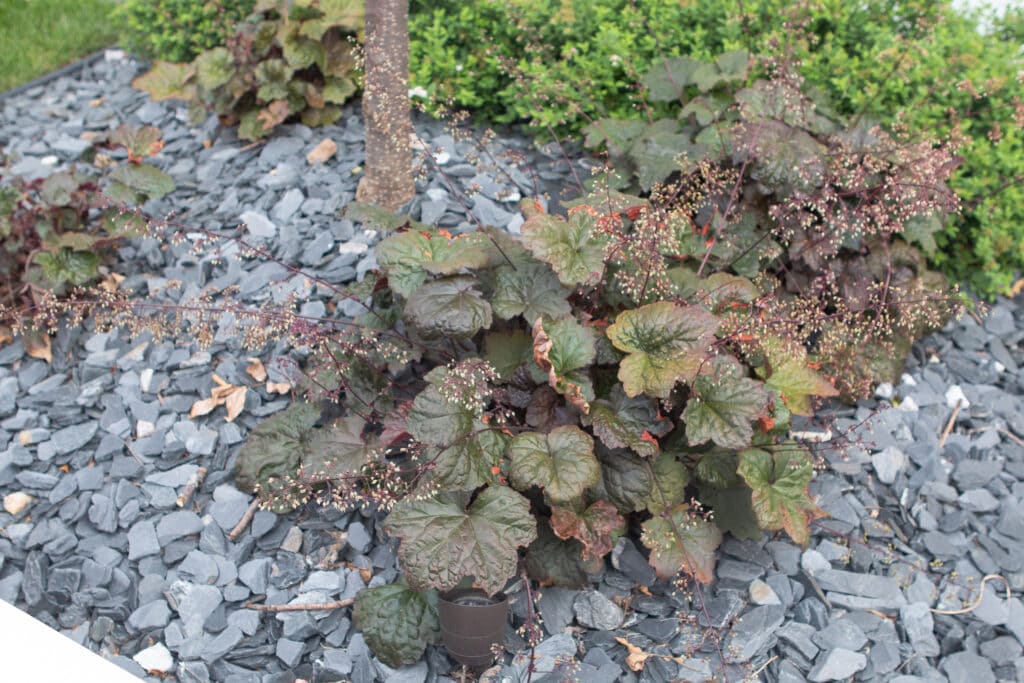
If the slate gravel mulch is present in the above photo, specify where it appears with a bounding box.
[2,50,1024,683]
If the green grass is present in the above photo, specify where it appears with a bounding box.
[0,0,119,92]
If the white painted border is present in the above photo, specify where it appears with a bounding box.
[0,599,143,682]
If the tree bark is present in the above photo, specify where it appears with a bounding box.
[356,0,414,211]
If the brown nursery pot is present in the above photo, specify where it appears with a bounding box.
[437,588,509,667]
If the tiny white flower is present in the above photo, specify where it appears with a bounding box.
[455,63,463,72]
[610,54,622,66]
[408,85,429,99]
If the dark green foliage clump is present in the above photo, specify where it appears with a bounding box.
[114,0,256,63]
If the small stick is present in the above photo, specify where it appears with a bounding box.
[176,467,207,507]
[747,655,778,680]
[229,498,261,541]
[931,574,1011,616]
[244,598,354,612]
[938,399,962,448]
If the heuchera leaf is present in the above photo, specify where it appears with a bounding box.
[492,260,571,322]
[484,328,532,381]
[762,353,839,417]
[404,276,492,339]
[508,426,600,505]
[131,61,194,101]
[234,401,320,493]
[550,500,625,559]
[628,121,701,190]
[377,230,492,298]
[525,520,601,589]
[520,201,609,287]
[427,426,506,492]
[108,124,163,161]
[587,384,671,458]
[298,415,374,479]
[406,385,475,446]
[194,47,235,91]
[35,248,99,287]
[683,370,769,450]
[701,485,761,541]
[582,118,647,157]
[641,504,722,583]
[642,452,690,513]
[594,446,652,513]
[605,302,719,398]
[353,583,439,668]
[108,164,175,200]
[695,451,740,490]
[737,446,823,546]
[532,316,595,413]
[385,487,537,596]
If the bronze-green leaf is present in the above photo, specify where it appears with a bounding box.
[606,301,719,398]
[385,487,537,596]
[508,426,600,505]
[641,504,722,583]
[353,584,439,668]
[550,500,625,559]
[520,201,609,287]
[404,276,492,339]
[737,446,823,546]
[683,370,768,450]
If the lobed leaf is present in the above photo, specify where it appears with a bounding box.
[606,302,719,398]
[586,384,671,458]
[683,373,768,450]
[353,584,439,668]
[520,201,609,287]
[404,276,492,339]
[298,415,374,480]
[642,452,690,513]
[108,163,176,200]
[35,248,99,287]
[508,426,600,504]
[594,446,652,513]
[377,230,492,298]
[525,520,601,589]
[131,61,195,101]
[532,316,595,413]
[385,487,537,596]
[737,446,823,546]
[550,500,625,559]
[234,401,320,494]
[492,260,570,323]
[641,504,722,583]
[194,47,235,91]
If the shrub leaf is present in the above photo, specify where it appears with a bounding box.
[641,504,722,583]
[404,276,492,339]
[737,446,823,546]
[520,201,609,286]
[550,499,625,559]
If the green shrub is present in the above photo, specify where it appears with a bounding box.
[131,0,363,141]
[114,0,256,63]
[408,0,1024,296]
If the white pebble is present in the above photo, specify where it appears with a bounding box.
[900,373,917,386]
[874,382,894,400]
[945,385,970,409]
[897,396,919,412]
[132,642,173,673]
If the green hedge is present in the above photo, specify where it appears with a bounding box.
[408,0,1024,296]
[114,0,255,63]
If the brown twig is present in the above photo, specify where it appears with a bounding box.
[176,467,207,507]
[228,498,260,541]
[938,399,962,448]
[244,598,354,612]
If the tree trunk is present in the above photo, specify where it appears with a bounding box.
[356,0,414,211]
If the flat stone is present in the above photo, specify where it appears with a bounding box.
[573,591,623,630]
[200,625,243,663]
[871,446,906,484]
[179,550,219,585]
[940,651,995,683]
[128,599,171,631]
[812,618,868,651]
[51,421,98,455]
[723,605,785,663]
[276,638,304,667]
[128,519,161,560]
[156,510,204,545]
[813,569,906,605]
[347,521,372,553]
[749,579,781,605]
[239,210,276,240]
[808,648,867,682]
[535,586,578,637]
[901,602,940,657]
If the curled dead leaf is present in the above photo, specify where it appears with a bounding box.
[266,381,291,395]
[225,386,247,422]
[189,397,219,418]
[24,329,52,363]
[307,138,338,164]
[0,325,12,347]
[531,317,590,414]
[246,357,268,382]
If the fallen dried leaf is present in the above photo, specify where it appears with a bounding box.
[225,386,247,422]
[266,380,291,395]
[3,492,34,515]
[189,397,219,418]
[307,138,337,164]
[1011,278,1024,297]
[615,637,652,672]
[246,357,268,382]
[100,272,125,292]
[212,373,230,388]
[0,325,13,346]
[24,329,52,363]
[18,431,31,446]
[210,384,236,401]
